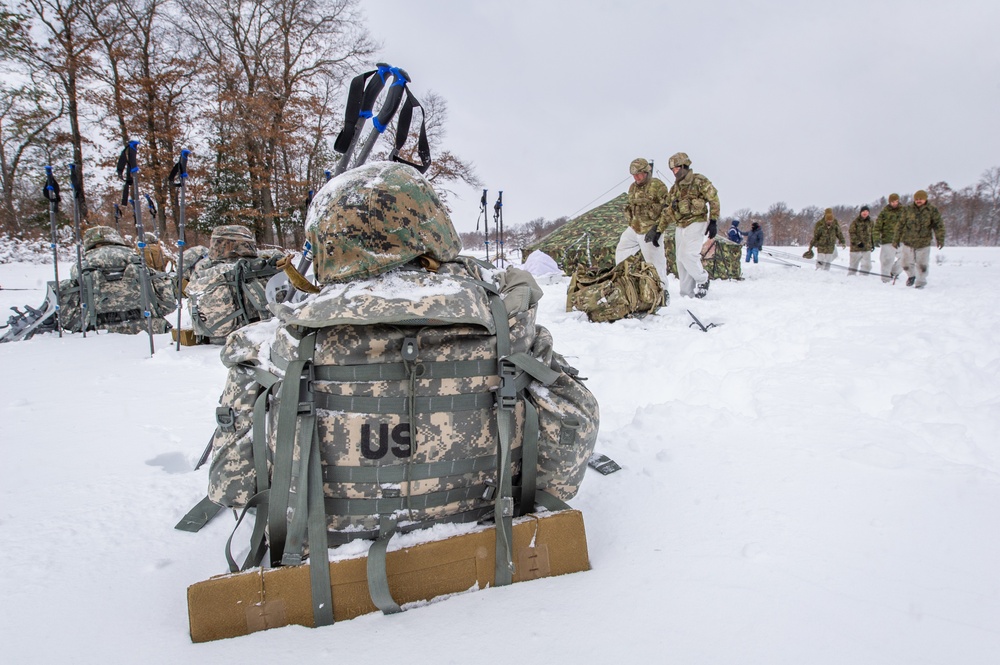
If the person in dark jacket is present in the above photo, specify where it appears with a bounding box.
[745,222,764,263]
[727,219,743,244]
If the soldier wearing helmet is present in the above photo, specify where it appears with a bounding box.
[616,157,670,293]
[664,152,720,298]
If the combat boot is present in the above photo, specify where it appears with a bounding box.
[695,280,710,299]
[906,276,916,287]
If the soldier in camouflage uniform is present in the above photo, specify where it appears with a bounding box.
[808,209,846,271]
[663,152,719,298]
[873,193,905,283]
[894,189,945,289]
[847,206,875,275]
[616,157,670,291]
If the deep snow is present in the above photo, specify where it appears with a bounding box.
[1,246,998,664]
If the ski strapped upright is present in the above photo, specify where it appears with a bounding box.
[116,140,158,355]
[169,149,191,351]
[43,166,63,337]
[68,163,87,337]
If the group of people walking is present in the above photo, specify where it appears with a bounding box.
[808,190,945,288]
[615,151,947,292]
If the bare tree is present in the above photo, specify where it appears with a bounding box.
[175,0,376,245]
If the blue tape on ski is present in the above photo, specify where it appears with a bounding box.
[373,117,387,133]
[360,109,373,119]
[177,240,186,247]
[137,242,146,249]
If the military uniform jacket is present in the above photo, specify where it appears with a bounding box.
[664,171,720,230]
[848,215,875,252]
[894,202,945,249]
[624,177,669,234]
[810,219,845,254]
[872,204,905,246]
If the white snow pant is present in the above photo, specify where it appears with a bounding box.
[675,221,709,297]
[901,245,931,287]
[816,248,837,271]
[879,243,902,283]
[615,226,669,289]
[848,250,872,275]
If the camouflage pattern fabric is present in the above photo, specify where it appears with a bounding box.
[664,170,720,229]
[566,254,666,322]
[57,238,175,334]
[305,161,462,284]
[186,255,281,341]
[873,203,905,246]
[208,225,258,261]
[810,217,846,254]
[848,214,875,252]
[83,225,128,251]
[207,257,598,543]
[895,202,945,249]
[625,176,670,233]
[702,237,743,280]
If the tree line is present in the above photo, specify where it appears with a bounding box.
[1,0,480,248]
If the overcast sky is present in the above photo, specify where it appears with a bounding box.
[370,1,1000,234]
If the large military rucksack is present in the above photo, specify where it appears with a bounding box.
[58,226,176,334]
[566,253,666,322]
[200,162,599,625]
[186,226,282,341]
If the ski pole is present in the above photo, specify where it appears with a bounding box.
[68,163,86,337]
[43,166,63,337]
[116,140,157,356]
[332,63,393,177]
[169,149,190,351]
[494,191,504,264]
[350,65,410,169]
[479,189,490,263]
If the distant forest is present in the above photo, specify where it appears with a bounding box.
[463,166,1000,253]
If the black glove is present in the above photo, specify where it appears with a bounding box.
[644,227,662,247]
[706,219,718,239]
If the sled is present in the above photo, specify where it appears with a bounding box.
[187,508,590,642]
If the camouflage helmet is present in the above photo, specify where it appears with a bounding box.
[209,225,258,260]
[668,152,691,169]
[629,158,651,175]
[83,225,128,251]
[143,232,158,244]
[306,161,462,284]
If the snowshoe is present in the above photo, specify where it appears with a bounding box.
[0,283,60,343]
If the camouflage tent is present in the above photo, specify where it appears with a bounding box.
[524,193,741,279]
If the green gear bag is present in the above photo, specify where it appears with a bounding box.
[565,253,666,323]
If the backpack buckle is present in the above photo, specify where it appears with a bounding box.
[215,406,236,432]
[498,358,517,411]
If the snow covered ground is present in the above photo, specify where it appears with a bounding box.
[2,246,998,664]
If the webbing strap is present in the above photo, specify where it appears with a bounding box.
[488,292,515,587]
[266,333,316,566]
[306,358,497,382]
[225,490,268,573]
[505,352,561,386]
[242,377,280,568]
[366,514,402,614]
[324,485,488,516]
[305,426,334,627]
[323,454,497,484]
[518,398,540,517]
[534,490,572,513]
[313,390,493,415]
[173,495,224,532]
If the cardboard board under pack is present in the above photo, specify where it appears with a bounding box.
[187,508,590,643]
[170,328,200,346]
